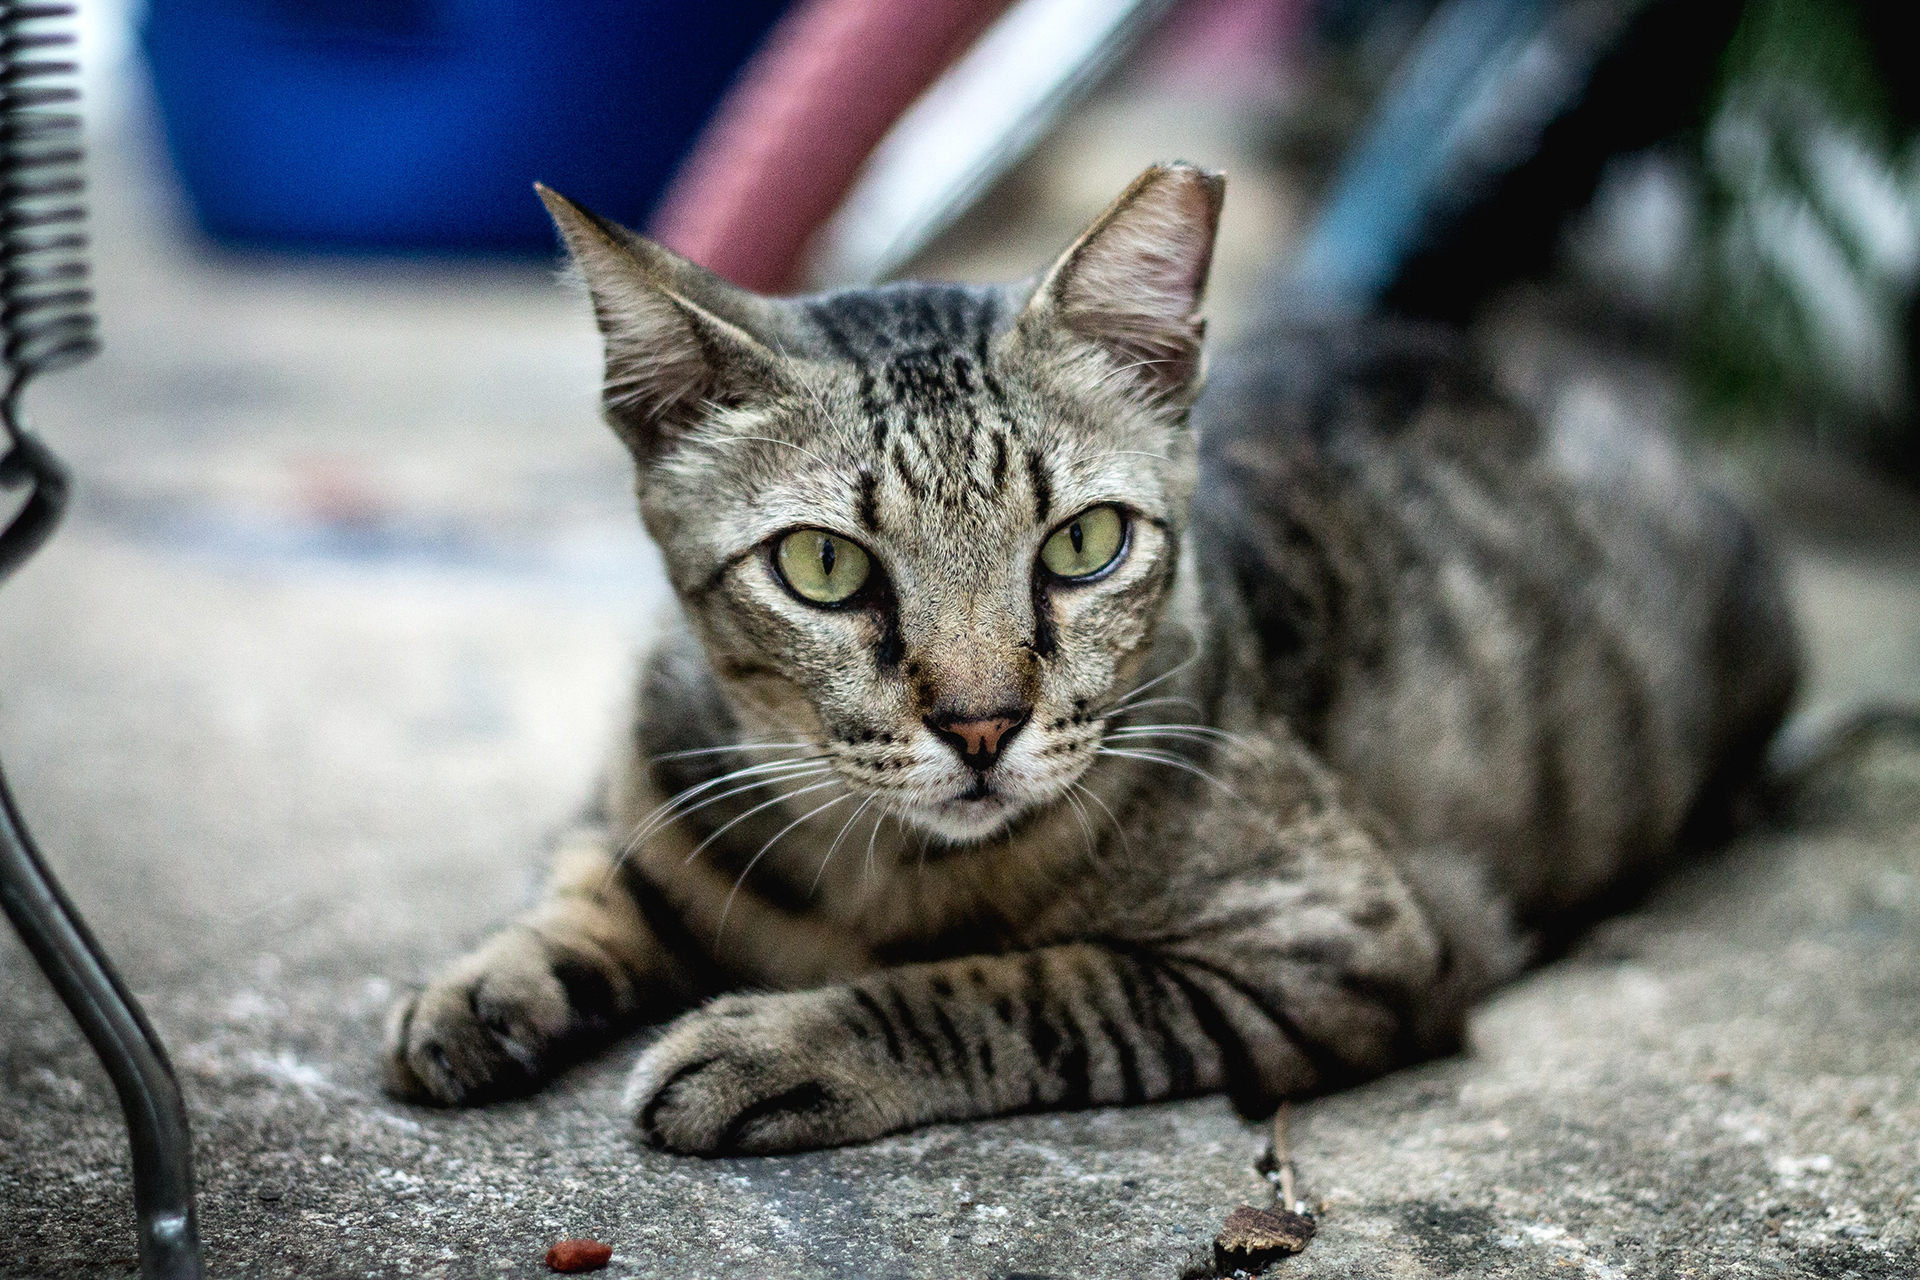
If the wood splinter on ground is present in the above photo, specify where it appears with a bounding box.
[1211,1103,1316,1273]
[545,1238,613,1273]
[1213,1205,1317,1273]
[1273,1102,1302,1215]
[1253,1102,1309,1215]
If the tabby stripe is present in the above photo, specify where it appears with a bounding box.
[547,946,625,1029]
[912,292,942,341]
[1115,952,1197,1096]
[717,1082,833,1153]
[925,990,972,1084]
[1030,567,1059,659]
[864,374,887,445]
[856,468,881,533]
[1026,448,1052,525]
[1151,968,1203,1095]
[807,302,861,363]
[1181,953,1358,1094]
[1019,953,1062,1101]
[852,987,904,1063]
[1054,1000,1093,1109]
[622,862,729,996]
[887,986,945,1074]
[973,294,1007,404]
[1075,954,1143,1103]
[891,440,927,500]
[1032,952,1093,1107]
[1100,1015,1143,1103]
[1154,959,1269,1114]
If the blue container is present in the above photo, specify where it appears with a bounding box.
[142,0,790,252]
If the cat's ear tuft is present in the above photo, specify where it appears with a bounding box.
[537,184,782,460]
[1026,163,1225,407]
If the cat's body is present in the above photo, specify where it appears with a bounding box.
[384,167,1798,1153]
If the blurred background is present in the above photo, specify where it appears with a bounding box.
[4,1,1920,1272]
[85,0,1920,472]
[46,0,1920,717]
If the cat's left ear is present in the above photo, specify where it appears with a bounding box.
[1021,162,1225,408]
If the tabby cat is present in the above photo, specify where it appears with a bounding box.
[382,165,1799,1154]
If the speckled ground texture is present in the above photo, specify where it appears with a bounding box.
[5,97,1920,1279]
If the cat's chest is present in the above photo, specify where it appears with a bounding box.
[824,814,1114,963]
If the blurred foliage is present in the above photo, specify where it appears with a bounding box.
[1688,0,1920,444]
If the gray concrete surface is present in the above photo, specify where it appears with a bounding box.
[4,102,1920,1278]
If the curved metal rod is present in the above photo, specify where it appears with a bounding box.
[0,405,67,578]
[0,425,206,1280]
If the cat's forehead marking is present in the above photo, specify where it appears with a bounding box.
[803,283,1001,367]
[801,282,1031,530]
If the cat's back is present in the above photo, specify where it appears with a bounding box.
[1193,318,1800,924]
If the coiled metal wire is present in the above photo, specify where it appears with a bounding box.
[0,0,95,576]
[0,5,207,1277]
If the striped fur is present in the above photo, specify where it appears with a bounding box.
[382,166,1798,1154]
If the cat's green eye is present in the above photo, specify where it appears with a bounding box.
[1040,505,1126,581]
[775,529,872,604]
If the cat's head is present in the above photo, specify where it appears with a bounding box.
[544,164,1223,842]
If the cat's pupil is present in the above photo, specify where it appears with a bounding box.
[1070,522,1084,554]
[820,538,836,577]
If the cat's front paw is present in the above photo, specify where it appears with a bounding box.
[626,990,911,1155]
[383,931,598,1106]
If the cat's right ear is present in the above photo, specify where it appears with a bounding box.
[538,184,783,460]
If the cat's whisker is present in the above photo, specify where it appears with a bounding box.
[767,340,840,427]
[1069,780,1133,861]
[1108,722,1246,742]
[650,740,819,762]
[623,767,832,864]
[1087,355,1172,393]
[1107,723,1256,756]
[1058,785,1110,883]
[681,776,846,869]
[1109,695,1207,719]
[915,823,933,879]
[620,758,829,858]
[693,429,830,468]
[717,791,859,943]
[628,756,826,838]
[1106,730,1248,761]
[1107,639,1204,714]
[600,757,829,891]
[600,764,835,895]
[1097,746,1242,800]
[811,792,877,897]
[862,801,888,883]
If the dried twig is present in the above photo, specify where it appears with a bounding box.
[1272,1102,1302,1215]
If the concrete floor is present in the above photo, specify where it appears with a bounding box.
[4,92,1920,1278]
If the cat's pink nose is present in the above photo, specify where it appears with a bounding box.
[928,709,1030,770]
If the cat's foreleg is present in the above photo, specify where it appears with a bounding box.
[626,848,1513,1154]
[383,824,684,1105]
[626,942,1232,1154]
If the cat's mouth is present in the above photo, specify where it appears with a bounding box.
[913,778,1020,840]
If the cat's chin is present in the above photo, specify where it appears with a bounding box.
[904,788,1028,843]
